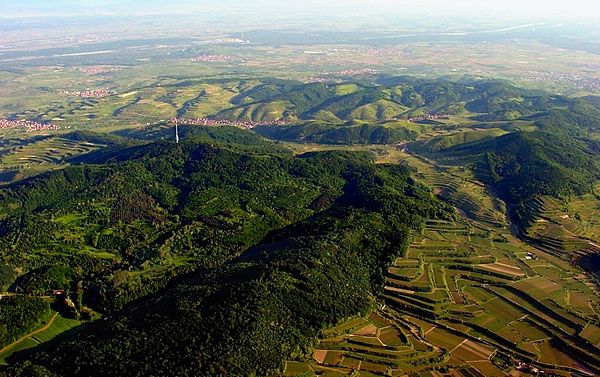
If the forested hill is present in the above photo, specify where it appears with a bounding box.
[183,77,600,147]
[437,131,600,199]
[1,131,454,376]
[412,127,600,231]
[212,78,546,122]
[205,77,595,126]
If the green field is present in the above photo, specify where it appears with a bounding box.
[0,312,82,365]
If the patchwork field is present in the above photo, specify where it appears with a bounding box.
[285,151,600,376]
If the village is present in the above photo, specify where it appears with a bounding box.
[79,66,122,76]
[58,88,116,98]
[327,47,407,57]
[527,70,600,91]
[189,55,243,63]
[406,113,451,123]
[171,117,290,129]
[306,76,342,83]
[307,68,381,83]
[321,68,380,76]
[0,119,61,133]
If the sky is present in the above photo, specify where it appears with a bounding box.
[2,0,600,20]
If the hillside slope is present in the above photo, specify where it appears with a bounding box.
[0,133,454,376]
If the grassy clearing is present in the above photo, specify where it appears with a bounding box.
[284,361,312,376]
[0,338,39,364]
[31,315,82,344]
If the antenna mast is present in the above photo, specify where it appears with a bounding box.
[174,118,180,144]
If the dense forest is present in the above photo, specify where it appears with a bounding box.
[0,297,51,349]
[255,122,415,145]
[0,129,454,376]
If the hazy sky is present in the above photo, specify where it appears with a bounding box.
[3,0,600,20]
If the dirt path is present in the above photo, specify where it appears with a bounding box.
[0,312,58,355]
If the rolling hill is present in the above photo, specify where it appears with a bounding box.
[0,129,454,376]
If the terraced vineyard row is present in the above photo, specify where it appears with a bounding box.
[287,218,600,376]
[0,136,104,184]
[284,311,447,377]
[519,195,600,274]
[285,151,600,377]
[409,157,507,229]
[383,219,600,376]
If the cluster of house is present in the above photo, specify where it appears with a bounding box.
[306,76,342,83]
[172,117,290,129]
[189,55,243,63]
[58,88,116,98]
[79,66,121,76]
[573,63,600,72]
[327,47,407,57]
[527,70,600,91]
[515,360,544,374]
[524,252,539,261]
[395,143,408,152]
[0,119,61,132]
[406,114,451,123]
[321,68,380,76]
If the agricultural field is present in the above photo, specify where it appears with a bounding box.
[286,151,600,376]
[0,136,105,184]
[0,311,82,365]
[513,193,600,286]
[288,220,600,375]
